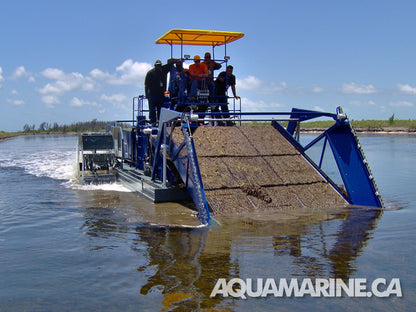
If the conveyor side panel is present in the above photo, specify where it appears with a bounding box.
[326,124,383,207]
[170,125,211,224]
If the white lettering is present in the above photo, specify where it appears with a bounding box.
[386,278,402,297]
[261,278,278,297]
[336,278,354,297]
[210,277,402,298]
[372,278,387,297]
[246,278,263,297]
[299,279,316,297]
[329,278,336,297]
[209,278,228,298]
[315,278,330,297]
[355,278,368,297]
[227,278,247,299]
[278,278,299,297]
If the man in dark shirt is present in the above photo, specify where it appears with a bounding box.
[214,65,240,124]
[203,52,221,96]
[144,59,172,125]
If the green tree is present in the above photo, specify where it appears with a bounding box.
[388,113,395,125]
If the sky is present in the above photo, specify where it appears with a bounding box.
[1,0,416,131]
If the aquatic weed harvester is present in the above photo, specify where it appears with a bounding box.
[76,29,383,225]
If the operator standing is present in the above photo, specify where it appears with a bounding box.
[203,52,221,100]
[214,65,240,125]
[144,59,173,125]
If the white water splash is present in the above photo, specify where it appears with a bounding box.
[0,149,75,181]
[0,136,131,193]
[68,180,132,192]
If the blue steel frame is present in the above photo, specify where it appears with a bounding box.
[115,102,383,226]
[286,108,383,208]
[109,29,383,228]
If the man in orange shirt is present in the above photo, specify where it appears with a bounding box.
[188,55,209,100]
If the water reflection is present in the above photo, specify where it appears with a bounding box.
[77,190,131,241]
[2,134,411,311]
[135,225,239,311]
[131,205,382,310]
[328,207,382,279]
[75,188,383,310]
[73,185,383,310]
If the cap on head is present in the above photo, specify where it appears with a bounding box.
[194,55,201,61]
[154,59,162,65]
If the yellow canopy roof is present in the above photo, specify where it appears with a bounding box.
[155,29,244,46]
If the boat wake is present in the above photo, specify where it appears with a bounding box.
[0,144,130,193]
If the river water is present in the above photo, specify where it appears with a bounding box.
[0,133,415,311]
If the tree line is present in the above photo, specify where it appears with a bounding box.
[22,119,128,133]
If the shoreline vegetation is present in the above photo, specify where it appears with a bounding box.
[295,118,416,134]
[0,120,126,141]
[1,118,416,141]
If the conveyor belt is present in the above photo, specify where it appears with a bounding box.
[185,126,348,215]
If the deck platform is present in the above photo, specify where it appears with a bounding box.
[116,166,191,203]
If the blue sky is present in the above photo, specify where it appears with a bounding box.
[1,0,416,131]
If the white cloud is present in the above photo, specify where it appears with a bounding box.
[39,82,64,95]
[70,97,99,107]
[341,82,377,94]
[312,85,324,93]
[350,100,377,106]
[113,59,151,85]
[268,81,288,93]
[90,60,151,86]
[40,69,94,94]
[389,101,414,107]
[100,93,127,103]
[10,66,35,82]
[238,76,288,94]
[238,76,262,91]
[397,84,416,95]
[241,97,284,112]
[11,66,29,79]
[41,68,65,80]
[41,95,60,108]
[0,67,3,88]
[100,93,129,110]
[7,99,25,106]
[37,61,150,108]
[312,106,325,112]
[90,68,113,80]
[38,68,96,106]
